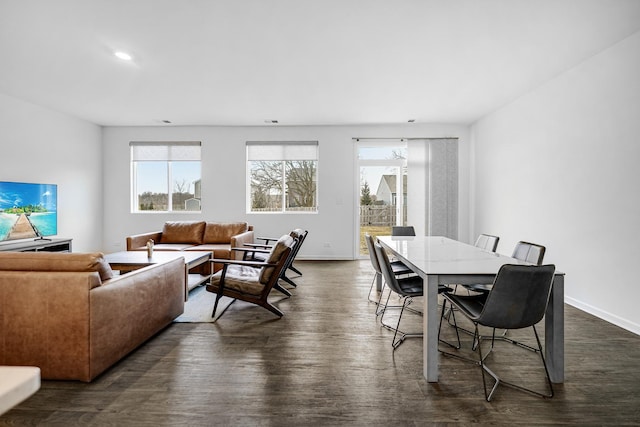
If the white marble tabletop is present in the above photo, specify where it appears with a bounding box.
[378,235,530,276]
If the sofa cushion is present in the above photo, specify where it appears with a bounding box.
[152,243,195,251]
[259,234,293,284]
[188,244,230,258]
[203,222,248,244]
[0,251,114,281]
[160,221,205,244]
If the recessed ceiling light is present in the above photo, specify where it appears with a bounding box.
[114,51,132,61]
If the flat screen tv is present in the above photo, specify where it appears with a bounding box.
[0,181,57,243]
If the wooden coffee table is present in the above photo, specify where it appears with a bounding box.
[104,251,212,301]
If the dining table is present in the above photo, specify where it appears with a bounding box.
[377,235,565,383]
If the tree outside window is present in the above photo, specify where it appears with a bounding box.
[247,142,318,213]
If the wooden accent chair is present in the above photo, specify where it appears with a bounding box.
[206,234,294,318]
[241,228,308,288]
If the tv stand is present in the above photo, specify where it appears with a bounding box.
[0,238,72,253]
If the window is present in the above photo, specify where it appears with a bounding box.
[130,141,201,212]
[247,141,318,213]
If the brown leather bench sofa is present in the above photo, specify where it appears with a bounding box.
[0,251,185,382]
[126,221,254,272]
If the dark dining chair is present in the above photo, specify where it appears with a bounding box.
[465,240,543,294]
[458,234,500,294]
[442,264,556,401]
[374,242,457,350]
[443,234,500,333]
[391,226,416,236]
[474,234,500,252]
[461,240,547,351]
[512,240,546,264]
[364,233,413,312]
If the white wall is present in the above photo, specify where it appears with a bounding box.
[0,93,103,252]
[471,31,640,334]
[102,124,470,259]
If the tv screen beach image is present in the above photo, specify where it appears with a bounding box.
[0,181,57,242]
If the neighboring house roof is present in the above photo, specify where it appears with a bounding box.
[375,174,408,204]
[379,174,407,194]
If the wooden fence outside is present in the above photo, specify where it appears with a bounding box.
[359,205,406,226]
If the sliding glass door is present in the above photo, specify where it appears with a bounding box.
[357,140,407,257]
[355,137,459,258]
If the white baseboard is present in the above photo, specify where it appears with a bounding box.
[565,296,640,336]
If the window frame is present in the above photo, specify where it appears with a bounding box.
[130,141,202,213]
[246,141,319,214]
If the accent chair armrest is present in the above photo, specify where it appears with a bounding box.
[232,246,270,261]
[210,258,272,269]
[256,236,279,245]
[229,230,255,260]
[243,243,273,249]
[234,247,270,254]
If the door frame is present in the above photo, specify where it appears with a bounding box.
[354,139,408,259]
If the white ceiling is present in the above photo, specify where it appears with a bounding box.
[1,0,640,127]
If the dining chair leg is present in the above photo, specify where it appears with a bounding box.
[375,284,409,317]
[390,298,422,350]
[483,328,540,353]
[376,286,392,316]
[477,324,554,401]
[379,296,422,349]
[378,291,395,323]
[367,272,381,304]
[391,300,407,349]
[438,299,461,349]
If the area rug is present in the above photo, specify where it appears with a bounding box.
[173,285,236,323]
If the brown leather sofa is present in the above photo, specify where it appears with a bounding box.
[0,251,185,382]
[126,221,254,272]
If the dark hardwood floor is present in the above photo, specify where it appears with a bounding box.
[2,260,640,426]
